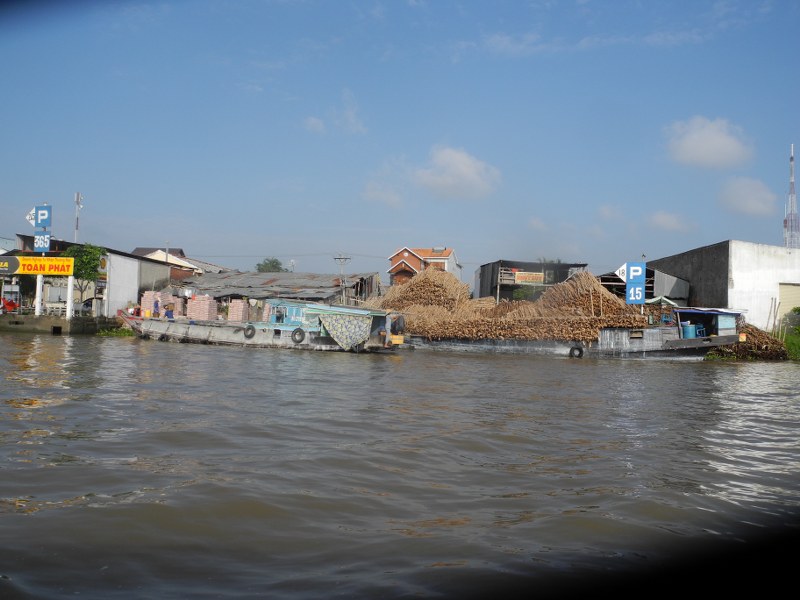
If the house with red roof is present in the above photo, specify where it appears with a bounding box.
[387,246,461,286]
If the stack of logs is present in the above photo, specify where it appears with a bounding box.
[370,269,648,343]
[369,269,788,358]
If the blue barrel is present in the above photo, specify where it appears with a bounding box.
[682,324,696,339]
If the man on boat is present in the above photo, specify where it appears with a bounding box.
[383,312,406,348]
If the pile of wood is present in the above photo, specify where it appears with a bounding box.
[709,323,788,360]
[377,267,472,312]
[368,269,647,342]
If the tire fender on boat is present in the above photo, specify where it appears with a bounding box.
[243,324,256,339]
[291,328,305,344]
[569,346,584,359]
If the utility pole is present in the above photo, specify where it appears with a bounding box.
[785,144,799,248]
[74,193,83,243]
[334,254,351,305]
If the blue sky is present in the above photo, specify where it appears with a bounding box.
[1,0,798,282]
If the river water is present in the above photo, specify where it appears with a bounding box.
[1,333,798,599]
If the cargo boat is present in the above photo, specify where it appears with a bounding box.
[119,298,398,353]
[406,307,744,359]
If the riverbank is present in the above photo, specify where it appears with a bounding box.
[0,313,119,335]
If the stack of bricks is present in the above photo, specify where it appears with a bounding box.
[227,299,250,322]
[187,294,218,320]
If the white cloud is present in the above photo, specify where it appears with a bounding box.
[362,180,403,208]
[648,210,692,232]
[665,116,753,168]
[597,204,623,220]
[334,89,367,134]
[528,217,546,230]
[238,81,264,94]
[718,177,777,216]
[304,116,326,134]
[413,145,501,200]
[483,32,547,56]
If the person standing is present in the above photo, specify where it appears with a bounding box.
[384,312,393,347]
[153,298,160,318]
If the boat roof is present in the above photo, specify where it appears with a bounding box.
[265,298,387,317]
[673,307,744,316]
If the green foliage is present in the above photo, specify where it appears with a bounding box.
[256,257,287,272]
[61,244,107,301]
[785,331,800,361]
[97,327,135,337]
[512,287,538,301]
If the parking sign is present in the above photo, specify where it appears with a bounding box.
[619,261,646,305]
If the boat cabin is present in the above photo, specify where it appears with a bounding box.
[261,298,389,349]
[672,307,742,339]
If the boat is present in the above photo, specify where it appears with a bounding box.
[119,298,400,353]
[405,307,745,359]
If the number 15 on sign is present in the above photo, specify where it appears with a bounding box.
[627,282,645,304]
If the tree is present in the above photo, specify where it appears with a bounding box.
[256,257,287,273]
[61,243,107,301]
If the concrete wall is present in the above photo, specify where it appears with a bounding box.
[728,240,800,330]
[138,260,170,296]
[648,241,731,308]
[105,254,142,317]
[652,271,689,300]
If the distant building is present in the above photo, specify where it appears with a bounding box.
[11,234,171,317]
[474,259,588,302]
[387,246,461,286]
[648,239,800,330]
[131,247,234,282]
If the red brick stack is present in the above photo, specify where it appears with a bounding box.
[187,295,218,320]
[227,299,250,322]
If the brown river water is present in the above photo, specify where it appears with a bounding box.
[1,333,798,599]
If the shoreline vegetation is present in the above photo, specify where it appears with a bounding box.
[363,269,791,361]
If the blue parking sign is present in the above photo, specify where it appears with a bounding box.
[623,261,646,304]
[34,205,52,228]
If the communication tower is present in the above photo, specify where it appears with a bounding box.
[784,144,800,248]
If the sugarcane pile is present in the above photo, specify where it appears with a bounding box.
[368,269,648,343]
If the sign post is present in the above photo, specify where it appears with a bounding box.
[27,204,52,316]
[617,261,646,307]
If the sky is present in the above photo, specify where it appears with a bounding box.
[1,0,798,284]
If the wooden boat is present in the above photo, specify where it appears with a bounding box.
[119,299,397,353]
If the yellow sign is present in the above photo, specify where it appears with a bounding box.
[0,256,74,276]
[514,271,544,284]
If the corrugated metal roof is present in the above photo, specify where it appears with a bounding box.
[178,271,379,301]
[183,257,235,274]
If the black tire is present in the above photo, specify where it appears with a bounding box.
[569,346,584,359]
[243,324,256,339]
[291,328,305,344]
